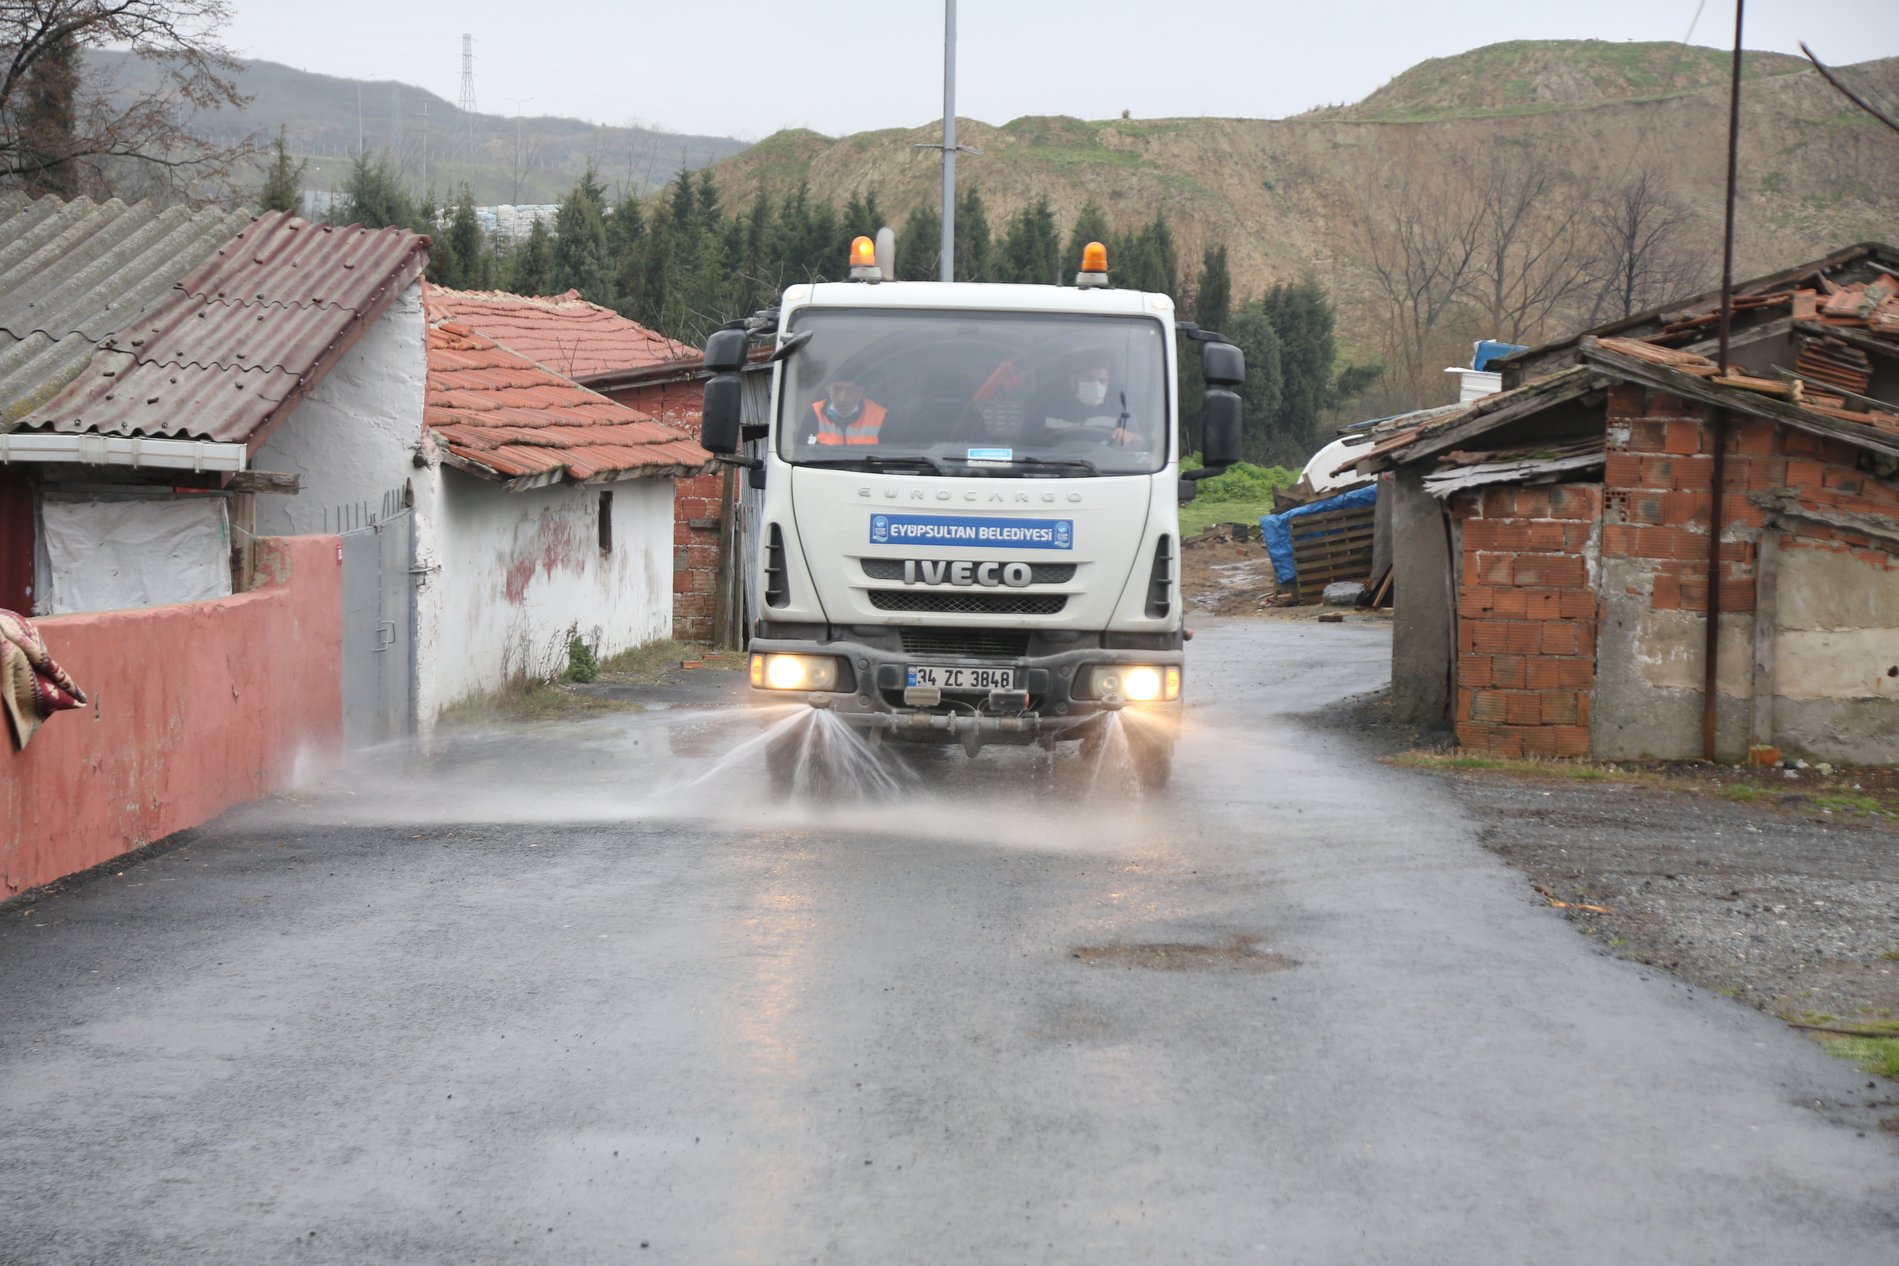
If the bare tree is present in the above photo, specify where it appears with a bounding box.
[1585,168,1706,324]
[1464,142,1599,345]
[1,0,252,196]
[1349,138,1485,398]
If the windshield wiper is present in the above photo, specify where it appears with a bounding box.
[808,454,947,476]
[996,455,1100,476]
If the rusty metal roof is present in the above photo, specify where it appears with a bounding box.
[424,286,697,381]
[427,322,711,486]
[20,213,429,444]
[0,194,252,429]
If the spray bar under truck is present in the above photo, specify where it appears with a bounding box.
[699,236,1245,789]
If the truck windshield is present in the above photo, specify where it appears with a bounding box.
[777,309,1170,476]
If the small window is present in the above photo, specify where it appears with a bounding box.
[598,490,613,554]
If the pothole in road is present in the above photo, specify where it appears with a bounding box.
[1071,934,1295,973]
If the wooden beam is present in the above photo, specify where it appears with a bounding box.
[1768,365,1890,413]
[226,470,301,494]
[1369,366,1601,470]
[1580,341,1899,461]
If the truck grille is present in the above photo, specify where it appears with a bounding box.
[869,590,1066,616]
[859,559,1077,583]
[899,628,1032,659]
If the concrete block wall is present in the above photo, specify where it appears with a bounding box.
[1452,482,1603,757]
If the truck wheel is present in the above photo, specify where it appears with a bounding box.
[1128,731,1174,791]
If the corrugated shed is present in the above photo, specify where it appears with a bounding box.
[21,213,429,443]
[427,322,712,484]
[0,194,252,428]
[425,286,697,380]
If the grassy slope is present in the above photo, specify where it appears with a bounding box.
[700,42,1899,377]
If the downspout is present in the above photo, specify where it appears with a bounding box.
[1704,0,1745,761]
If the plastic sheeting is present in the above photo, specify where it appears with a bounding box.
[39,496,231,614]
[1259,483,1379,586]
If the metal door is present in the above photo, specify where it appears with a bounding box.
[337,488,414,746]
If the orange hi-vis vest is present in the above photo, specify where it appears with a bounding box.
[811,399,886,445]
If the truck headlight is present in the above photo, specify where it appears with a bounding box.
[1088,664,1180,702]
[751,653,840,692]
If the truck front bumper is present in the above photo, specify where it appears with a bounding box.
[747,634,1183,747]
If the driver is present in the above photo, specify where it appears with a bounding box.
[810,378,886,446]
[1045,360,1140,447]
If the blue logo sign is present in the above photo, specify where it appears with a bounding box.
[867,514,1075,550]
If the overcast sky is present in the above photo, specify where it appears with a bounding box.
[225,0,1899,140]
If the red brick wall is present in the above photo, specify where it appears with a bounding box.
[601,377,723,644]
[1601,385,1898,613]
[1453,483,1602,757]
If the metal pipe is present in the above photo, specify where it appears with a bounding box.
[1703,0,1745,761]
[940,0,957,283]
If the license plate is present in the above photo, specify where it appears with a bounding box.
[905,663,1018,691]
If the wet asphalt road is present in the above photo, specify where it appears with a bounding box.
[3,617,1896,1264]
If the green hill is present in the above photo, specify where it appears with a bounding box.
[86,50,747,205]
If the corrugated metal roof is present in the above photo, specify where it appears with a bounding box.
[0,194,253,428]
[20,213,429,443]
[425,286,697,380]
[427,322,711,485]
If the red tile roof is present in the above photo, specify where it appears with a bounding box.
[424,286,696,382]
[23,213,428,444]
[426,322,711,485]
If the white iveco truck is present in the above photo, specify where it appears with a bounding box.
[699,236,1244,789]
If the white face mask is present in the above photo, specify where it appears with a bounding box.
[1077,379,1108,407]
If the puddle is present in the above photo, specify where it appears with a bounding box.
[1071,934,1294,973]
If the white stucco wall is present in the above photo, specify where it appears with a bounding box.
[251,281,429,536]
[413,469,675,727]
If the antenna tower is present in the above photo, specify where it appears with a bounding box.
[458,34,478,157]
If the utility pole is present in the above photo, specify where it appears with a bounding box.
[913,1,979,281]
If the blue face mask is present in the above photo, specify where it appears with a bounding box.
[824,400,862,424]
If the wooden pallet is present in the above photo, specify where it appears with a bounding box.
[1290,504,1376,601]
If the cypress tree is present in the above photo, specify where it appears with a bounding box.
[899,204,941,281]
[260,126,307,214]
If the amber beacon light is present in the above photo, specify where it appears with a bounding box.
[849,235,881,281]
[1076,240,1109,288]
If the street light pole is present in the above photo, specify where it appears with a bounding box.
[940,0,957,283]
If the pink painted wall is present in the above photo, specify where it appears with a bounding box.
[2,535,343,897]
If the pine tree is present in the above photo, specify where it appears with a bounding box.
[1194,246,1231,333]
[954,185,991,283]
[998,196,1061,285]
[550,165,610,299]
[337,151,413,229]
[634,212,673,332]
[1225,304,1286,463]
[606,191,646,316]
[260,126,306,214]
[448,185,484,289]
[510,217,555,295]
[899,204,942,281]
[1260,278,1337,459]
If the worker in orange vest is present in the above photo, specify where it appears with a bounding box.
[810,378,886,446]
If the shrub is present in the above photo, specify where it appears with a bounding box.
[565,635,600,684]
[1180,456,1301,504]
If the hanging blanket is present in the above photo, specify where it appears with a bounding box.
[2,609,88,750]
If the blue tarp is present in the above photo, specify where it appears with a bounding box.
[1260,483,1379,586]
[1473,340,1528,372]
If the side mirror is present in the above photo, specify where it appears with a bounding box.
[1202,388,1242,468]
[704,328,748,373]
[1202,341,1245,387]
[702,372,742,455]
